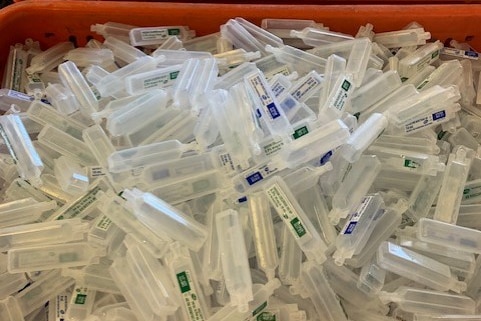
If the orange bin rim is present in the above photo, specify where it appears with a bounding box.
[1,1,481,77]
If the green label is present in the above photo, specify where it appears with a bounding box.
[74,294,87,305]
[463,185,481,200]
[292,126,309,140]
[290,217,307,237]
[265,183,311,240]
[404,159,420,169]
[177,271,191,293]
[257,311,276,321]
[252,301,268,317]
[170,71,180,80]
[175,270,205,321]
[432,50,440,59]
[437,130,447,140]
[341,79,351,91]
[168,28,181,36]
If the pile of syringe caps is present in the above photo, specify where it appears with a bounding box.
[2,17,481,321]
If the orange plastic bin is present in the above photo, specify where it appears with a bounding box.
[1,1,481,66]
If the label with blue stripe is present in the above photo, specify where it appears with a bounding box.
[245,171,264,185]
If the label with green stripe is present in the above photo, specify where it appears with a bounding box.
[292,125,309,140]
[176,270,205,321]
[265,183,312,240]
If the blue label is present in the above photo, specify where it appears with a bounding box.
[466,50,479,58]
[343,222,357,234]
[432,110,446,121]
[238,196,248,203]
[267,102,280,119]
[320,151,333,166]
[256,109,262,118]
[246,171,264,185]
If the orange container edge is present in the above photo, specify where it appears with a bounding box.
[1,0,481,77]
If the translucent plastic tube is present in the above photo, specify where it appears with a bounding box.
[248,192,278,280]
[122,188,208,252]
[377,241,466,293]
[216,209,253,312]
[264,176,328,264]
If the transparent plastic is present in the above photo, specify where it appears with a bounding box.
[44,83,80,115]
[248,192,279,281]
[329,155,382,224]
[103,36,147,64]
[264,176,328,264]
[37,125,97,166]
[341,113,388,163]
[0,218,88,252]
[216,209,253,313]
[373,28,431,48]
[26,42,75,75]
[417,217,481,254]
[8,242,106,273]
[434,146,475,224]
[333,194,385,266]
[379,286,475,315]
[0,114,44,186]
[399,40,444,78]
[376,241,466,293]
[58,61,99,116]
[123,188,208,252]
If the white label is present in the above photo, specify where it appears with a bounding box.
[270,80,287,97]
[7,90,32,101]
[12,57,25,91]
[414,49,440,72]
[403,109,446,133]
[265,183,311,240]
[341,196,373,235]
[244,162,279,186]
[442,47,479,60]
[290,75,321,102]
[247,73,282,121]
[176,270,205,321]
[264,65,290,80]
[142,70,179,89]
[263,139,284,156]
[89,166,106,178]
[327,77,352,112]
[140,29,169,41]
[218,152,236,174]
[96,215,113,231]
[56,184,105,220]
[53,293,69,321]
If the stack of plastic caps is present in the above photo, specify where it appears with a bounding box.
[2,17,481,321]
